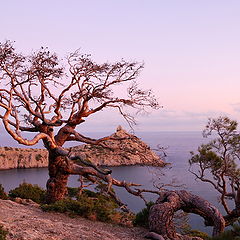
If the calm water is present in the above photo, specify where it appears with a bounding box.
[0,131,221,234]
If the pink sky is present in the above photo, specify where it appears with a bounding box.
[1,0,240,132]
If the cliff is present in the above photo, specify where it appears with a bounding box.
[0,147,48,170]
[0,127,163,170]
[71,126,163,166]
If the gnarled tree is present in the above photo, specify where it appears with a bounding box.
[148,190,225,239]
[189,116,240,226]
[0,40,159,203]
[0,41,227,239]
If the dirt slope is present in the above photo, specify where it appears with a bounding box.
[0,199,147,240]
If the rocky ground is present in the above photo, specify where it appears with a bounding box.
[0,199,147,240]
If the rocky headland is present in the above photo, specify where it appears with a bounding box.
[0,127,163,170]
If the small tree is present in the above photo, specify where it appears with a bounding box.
[0,40,159,203]
[189,116,240,225]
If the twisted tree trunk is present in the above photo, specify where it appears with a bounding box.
[45,147,112,203]
[45,151,70,203]
[148,190,225,240]
[44,124,112,203]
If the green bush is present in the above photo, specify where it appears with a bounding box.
[67,187,98,198]
[91,194,118,222]
[185,229,210,240]
[211,230,236,240]
[42,198,93,217]
[210,221,240,240]
[42,190,118,222]
[9,183,46,204]
[67,187,79,198]
[0,225,8,240]
[83,189,98,198]
[0,184,8,200]
[133,201,155,228]
[77,191,118,222]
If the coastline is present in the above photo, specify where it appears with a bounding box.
[0,128,164,170]
[0,158,165,171]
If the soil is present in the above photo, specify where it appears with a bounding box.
[0,199,147,240]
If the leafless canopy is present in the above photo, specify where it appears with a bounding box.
[0,40,160,149]
[0,40,161,207]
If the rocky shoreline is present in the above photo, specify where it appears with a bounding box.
[0,127,164,170]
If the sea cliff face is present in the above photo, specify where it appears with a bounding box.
[0,147,48,169]
[0,127,163,170]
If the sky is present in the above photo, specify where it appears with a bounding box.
[1,0,240,132]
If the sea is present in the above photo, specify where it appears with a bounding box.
[0,131,224,234]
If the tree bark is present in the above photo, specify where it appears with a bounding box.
[44,145,113,203]
[148,190,225,240]
[45,150,70,203]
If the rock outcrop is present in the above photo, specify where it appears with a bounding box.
[0,126,163,170]
[0,147,48,170]
[71,126,163,166]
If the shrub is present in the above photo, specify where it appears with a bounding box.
[42,190,119,222]
[0,225,8,240]
[0,184,8,200]
[185,229,210,240]
[91,194,118,222]
[67,187,80,198]
[133,201,154,228]
[210,221,240,240]
[42,198,93,216]
[42,197,95,218]
[9,183,46,204]
[67,187,99,198]
[82,189,98,198]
